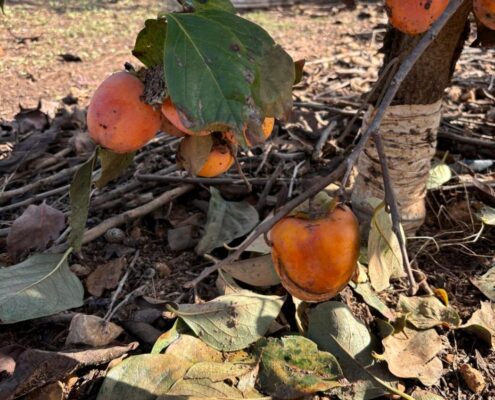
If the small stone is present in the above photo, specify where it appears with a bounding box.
[155,262,171,278]
[143,267,156,279]
[104,228,125,244]
[459,363,486,394]
[70,263,91,277]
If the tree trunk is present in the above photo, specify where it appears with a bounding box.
[351,0,473,235]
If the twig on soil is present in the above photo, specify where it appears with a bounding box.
[183,0,466,289]
[313,120,337,160]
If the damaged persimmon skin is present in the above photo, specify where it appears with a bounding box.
[161,97,210,136]
[271,204,360,302]
[87,71,161,154]
[385,0,449,36]
[474,0,495,30]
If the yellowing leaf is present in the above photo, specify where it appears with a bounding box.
[471,267,495,301]
[397,295,461,329]
[426,163,452,190]
[479,205,495,225]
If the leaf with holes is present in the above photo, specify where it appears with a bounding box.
[367,200,405,292]
[0,252,83,324]
[7,203,65,261]
[196,187,259,254]
[169,290,284,351]
[133,18,168,67]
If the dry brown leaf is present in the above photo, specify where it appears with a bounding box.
[66,314,123,347]
[7,203,65,261]
[459,364,486,394]
[382,326,445,386]
[24,381,64,400]
[461,302,495,349]
[86,257,126,297]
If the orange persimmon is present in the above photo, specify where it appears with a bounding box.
[385,0,449,35]
[87,71,161,153]
[197,144,235,177]
[474,0,495,30]
[270,204,360,302]
[161,97,210,136]
[224,117,275,146]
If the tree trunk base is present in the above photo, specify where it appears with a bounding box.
[351,100,442,235]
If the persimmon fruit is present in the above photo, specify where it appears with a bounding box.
[225,117,275,145]
[385,0,449,35]
[197,144,235,177]
[270,204,360,302]
[161,97,210,136]
[474,0,495,30]
[87,71,161,154]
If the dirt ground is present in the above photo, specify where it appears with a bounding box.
[0,1,495,399]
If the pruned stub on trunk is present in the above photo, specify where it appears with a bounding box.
[351,0,473,235]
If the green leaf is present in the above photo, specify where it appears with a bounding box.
[479,205,495,225]
[133,18,168,67]
[461,302,495,349]
[258,336,343,399]
[367,200,405,292]
[185,0,236,13]
[426,163,452,190]
[69,152,97,251]
[164,10,293,142]
[97,354,190,400]
[471,267,495,301]
[307,302,397,400]
[0,251,83,324]
[95,148,134,189]
[196,187,259,254]
[170,290,284,351]
[397,295,461,329]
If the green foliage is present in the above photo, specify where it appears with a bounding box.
[132,18,167,67]
[164,9,294,144]
[95,147,135,189]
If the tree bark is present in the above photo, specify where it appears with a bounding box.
[351,0,473,235]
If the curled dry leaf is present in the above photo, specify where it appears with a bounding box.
[471,267,495,301]
[461,302,495,349]
[66,314,123,347]
[397,295,461,329]
[381,326,445,386]
[86,257,126,297]
[459,364,486,394]
[7,203,65,261]
[258,336,343,399]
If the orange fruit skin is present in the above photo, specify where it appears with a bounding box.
[474,0,495,30]
[197,145,235,177]
[271,204,360,302]
[225,117,275,146]
[385,0,449,35]
[87,72,161,154]
[161,98,210,136]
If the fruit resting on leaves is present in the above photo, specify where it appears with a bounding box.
[87,71,161,153]
[385,0,449,35]
[271,203,360,302]
[474,0,495,30]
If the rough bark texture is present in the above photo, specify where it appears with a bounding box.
[351,0,473,235]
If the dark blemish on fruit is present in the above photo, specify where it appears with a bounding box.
[424,0,432,10]
[99,123,108,129]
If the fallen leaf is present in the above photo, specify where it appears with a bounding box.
[478,205,495,225]
[426,163,452,190]
[258,336,343,399]
[0,343,138,399]
[184,361,253,382]
[244,233,271,254]
[95,148,135,189]
[69,152,97,251]
[216,270,243,295]
[66,314,123,347]
[471,267,495,301]
[165,335,222,364]
[7,203,65,261]
[221,255,280,287]
[0,252,83,324]
[461,302,495,349]
[86,257,126,297]
[397,295,461,329]
[411,388,445,400]
[381,326,444,386]
[367,200,405,292]
[164,378,246,398]
[350,281,395,321]
[459,363,485,394]
[170,290,284,351]
[292,297,309,334]
[24,381,64,400]
[196,187,259,255]
[97,354,189,400]
[151,320,186,354]
[307,301,398,400]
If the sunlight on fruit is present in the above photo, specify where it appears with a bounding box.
[271,204,360,302]
[385,0,449,35]
[161,97,210,136]
[197,145,235,177]
[87,71,161,153]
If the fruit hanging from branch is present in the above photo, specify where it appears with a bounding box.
[270,202,360,302]
[385,0,449,35]
[87,71,162,154]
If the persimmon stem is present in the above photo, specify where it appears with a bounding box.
[184,0,465,289]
